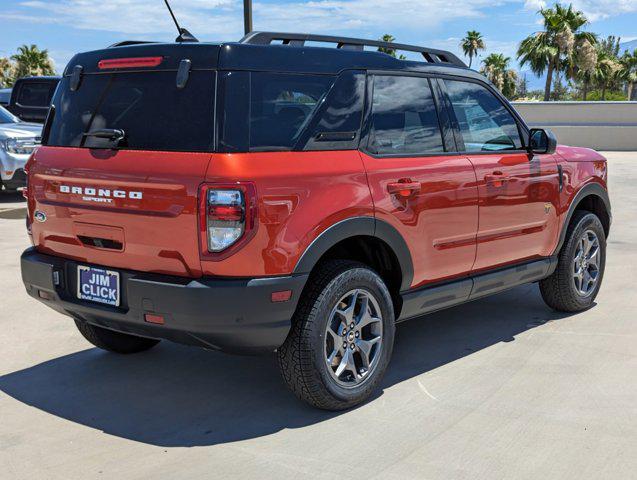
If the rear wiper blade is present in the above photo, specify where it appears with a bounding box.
[82,129,125,142]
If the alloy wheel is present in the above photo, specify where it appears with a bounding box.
[324,289,383,388]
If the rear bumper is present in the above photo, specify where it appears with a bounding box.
[21,248,308,354]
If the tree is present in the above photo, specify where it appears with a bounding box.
[620,49,637,101]
[517,3,593,101]
[481,53,518,99]
[573,38,598,100]
[0,57,16,88]
[593,50,622,100]
[377,34,406,60]
[461,30,485,68]
[11,44,55,79]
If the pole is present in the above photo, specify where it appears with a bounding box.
[243,0,253,34]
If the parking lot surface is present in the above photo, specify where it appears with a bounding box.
[1,153,636,479]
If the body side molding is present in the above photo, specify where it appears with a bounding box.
[398,257,557,322]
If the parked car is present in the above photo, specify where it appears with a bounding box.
[0,88,11,106]
[0,105,41,191]
[20,33,611,410]
[6,76,60,123]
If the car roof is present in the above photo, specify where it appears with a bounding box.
[14,76,62,82]
[63,32,485,82]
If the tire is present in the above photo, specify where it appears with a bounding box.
[277,260,395,410]
[74,319,160,354]
[540,211,606,312]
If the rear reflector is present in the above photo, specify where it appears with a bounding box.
[98,56,163,70]
[271,290,292,303]
[38,290,52,300]
[144,313,165,325]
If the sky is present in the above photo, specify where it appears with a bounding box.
[1,0,636,89]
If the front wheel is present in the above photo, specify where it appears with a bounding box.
[277,260,395,410]
[540,211,606,312]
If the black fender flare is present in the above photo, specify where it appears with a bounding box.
[553,182,611,255]
[293,216,414,292]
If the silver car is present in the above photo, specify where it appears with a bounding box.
[0,105,41,191]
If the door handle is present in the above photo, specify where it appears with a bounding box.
[484,171,509,187]
[387,181,421,198]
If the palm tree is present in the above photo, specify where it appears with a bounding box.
[573,38,598,100]
[593,50,621,100]
[620,49,637,101]
[11,44,55,79]
[481,53,518,98]
[517,3,593,101]
[461,31,485,68]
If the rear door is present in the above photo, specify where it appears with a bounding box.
[28,61,216,277]
[441,78,560,271]
[360,74,479,289]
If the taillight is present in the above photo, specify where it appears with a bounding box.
[199,183,257,258]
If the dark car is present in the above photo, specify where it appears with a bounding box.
[6,76,60,123]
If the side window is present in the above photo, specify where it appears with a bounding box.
[443,80,522,152]
[302,70,365,151]
[368,75,444,155]
[249,72,334,151]
[17,82,55,107]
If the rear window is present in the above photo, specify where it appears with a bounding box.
[46,71,215,152]
[17,82,57,107]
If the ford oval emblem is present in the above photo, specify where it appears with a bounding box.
[34,211,47,223]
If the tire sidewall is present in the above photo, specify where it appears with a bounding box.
[561,212,606,307]
[309,267,395,403]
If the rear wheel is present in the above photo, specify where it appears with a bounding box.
[277,260,395,410]
[74,319,160,354]
[540,211,606,312]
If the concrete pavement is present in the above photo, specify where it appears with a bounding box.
[1,153,635,479]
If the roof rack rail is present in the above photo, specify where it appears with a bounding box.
[108,40,159,48]
[240,31,466,67]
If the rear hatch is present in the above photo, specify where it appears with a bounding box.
[28,43,219,277]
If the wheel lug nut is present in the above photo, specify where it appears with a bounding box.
[350,323,355,329]
[343,342,347,349]
[355,331,360,338]
[350,343,355,350]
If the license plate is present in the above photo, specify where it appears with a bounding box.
[77,266,120,306]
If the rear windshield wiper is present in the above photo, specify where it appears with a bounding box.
[82,129,125,143]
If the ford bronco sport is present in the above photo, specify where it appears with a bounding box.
[21,32,611,410]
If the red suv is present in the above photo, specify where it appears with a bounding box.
[21,32,611,410]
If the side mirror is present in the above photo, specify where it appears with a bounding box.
[528,128,557,155]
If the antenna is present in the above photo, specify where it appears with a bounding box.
[163,0,199,43]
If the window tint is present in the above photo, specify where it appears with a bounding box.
[249,72,334,150]
[17,82,56,107]
[443,80,522,152]
[368,76,444,155]
[302,70,365,151]
[46,71,215,152]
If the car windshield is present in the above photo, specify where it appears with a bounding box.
[0,105,19,124]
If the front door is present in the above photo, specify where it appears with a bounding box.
[360,74,479,289]
[442,79,560,271]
